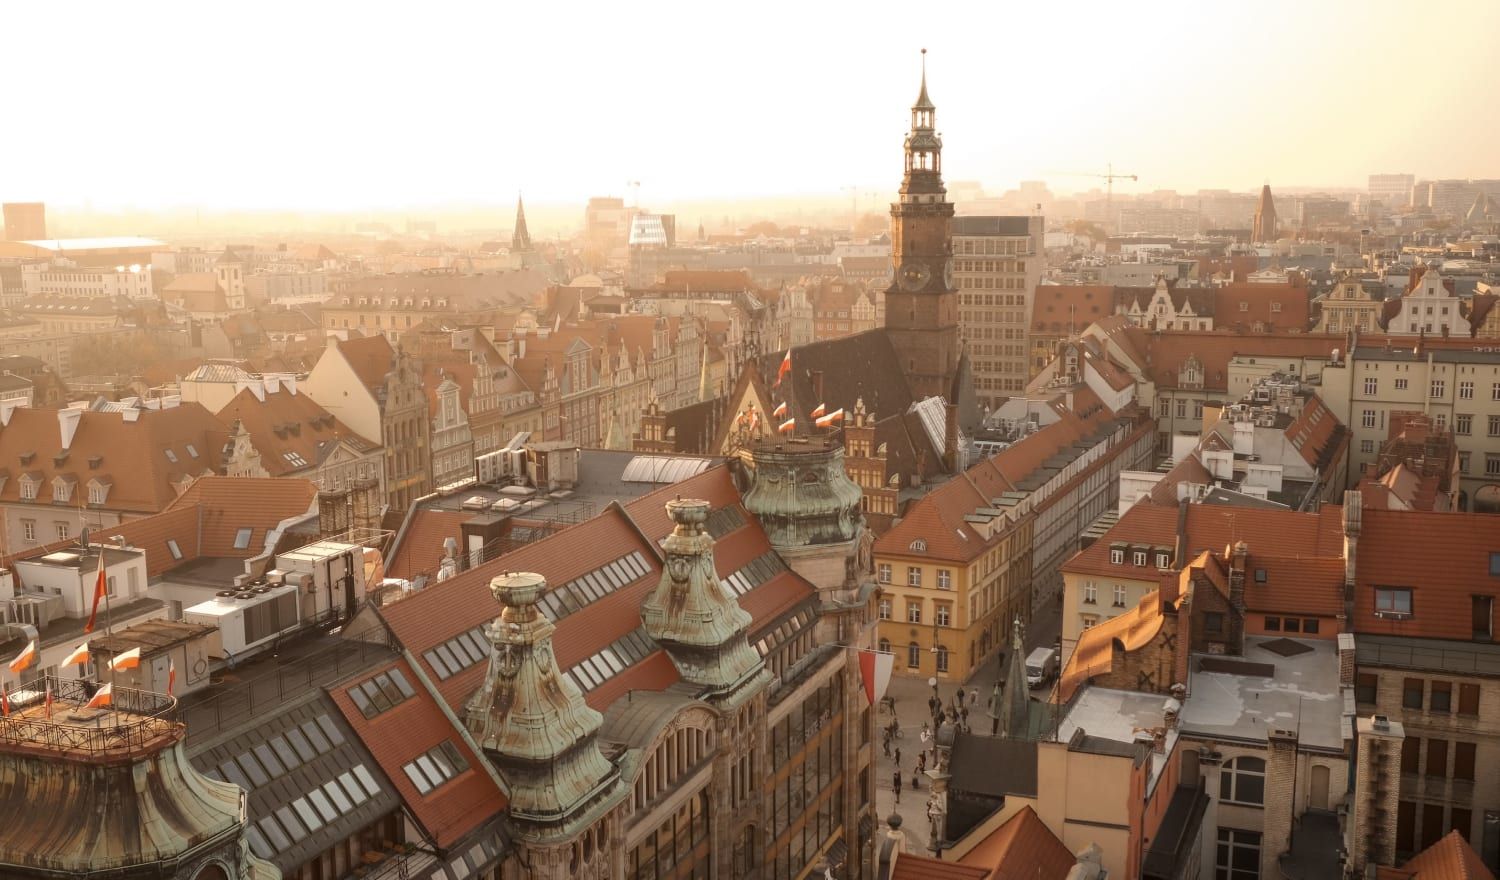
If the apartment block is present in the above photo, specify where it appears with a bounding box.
[952,215,1044,406]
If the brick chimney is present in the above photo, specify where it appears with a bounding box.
[1338,632,1357,687]
[1261,728,1299,878]
[1228,541,1248,652]
[1347,715,1404,876]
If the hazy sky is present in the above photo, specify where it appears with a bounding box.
[5,0,1498,212]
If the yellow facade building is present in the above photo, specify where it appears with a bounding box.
[873,474,1033,682]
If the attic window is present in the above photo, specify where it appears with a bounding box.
[1490,552,1500,577]
[1254,569,1268,584]
[186,444,199,459]
[166,539,183,560]
[909,539,927,553]
[19,477,39,501]
[88,484,109,505]
[1156,551,1170,568]
[88,455,102,469]
[164,449,179,463]
[1110,548,1124,565]
[1133,550,1147,567]
[19,451,34,465]
[234,528,253,550]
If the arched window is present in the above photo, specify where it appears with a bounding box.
[1220,756,1266,805]
[878,638,891,654]
[907,642,921,670]
[935,645,949,673]
[195,866,230,880]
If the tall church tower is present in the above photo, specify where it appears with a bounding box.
[884,50,961,402]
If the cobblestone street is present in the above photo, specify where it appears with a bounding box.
[870,593,1062,852]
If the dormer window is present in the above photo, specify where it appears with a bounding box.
[1239,302,1249,312]
[88,483,109,505]
[18,475,40,500]
[1110,547,1124,565]
[1133,550,1147,567]
[52,478,74,503]
[1156,551,1170,568]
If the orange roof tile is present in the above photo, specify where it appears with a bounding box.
[955,805,1075,880]
[337,334,395,393]
[1391,829,1496,880]
[329,657,506,847]
[384,509,476,581]
[1212,282,1311,334]
[1241,555,1344,617]
[891,852,990,880]
[1030,285,1115,335]
[1354,509,1500,641]
[216,387,377,477]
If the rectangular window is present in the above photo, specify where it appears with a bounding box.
[1361,439,1375,454]
[907,567,922,588]
[906,603,922,624]
[1397,801,1417,854]
[1265,616,1281,631]
[1473,595,1493,640]
[937,570,952,591]
[1493,382,1500,400]
[1284,618,1301,633]
[1401,736,1421,774]
[1215,828,1261,880]
[1460,451,1471,473]
[1455,742,1477,782]
[1457,414,1473,435]
[1490,415,1500,437]
[1426,739,1448,778]
[1110,548,1124,565]
[56,522,69,540]
[1365,377,1378,395]
[1133,550,1147,566]
[1460,381,1474,399]
[233,528,253,550]
[878,599,891,620]
[1459,683,1480,715]
[1431,681,1453,713]
[1376,588,1413,616]
[1204,611,1224,634]
[401,741,469,796]
[935,605,951,627]
[1395,378,1408,391]
[1303,618,1320,634]
[1083,581,1097,604]
[1362,409,1376,429]
[1431,380,1445,399]
[877,564,891,584]
[1355,672,1378,704]
[1403,678,1424,710]
[166,539,183,560]
[21,520,35,542]
[1113,584,1127,607]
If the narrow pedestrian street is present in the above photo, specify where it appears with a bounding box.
[871,593,1063,852]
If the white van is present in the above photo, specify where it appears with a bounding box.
[1026,647,1058,689]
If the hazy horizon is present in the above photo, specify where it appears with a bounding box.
[6,0,1499,217]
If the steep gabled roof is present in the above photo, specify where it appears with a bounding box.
[336,335,395,394]
[216,387,377,477]
[955,805,1075,880]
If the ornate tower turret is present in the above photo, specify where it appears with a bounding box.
[641,498,769,701]
[465,572,621,841]
[885,48,960,402]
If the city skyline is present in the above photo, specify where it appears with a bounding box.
[6,0,1500,212]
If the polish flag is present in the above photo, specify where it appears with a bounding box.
[168,658,177,695]
[108,647,142,672]
[84,554,107,634]
[772,401,787,418]
[84,683,113,710]
[1,683,9,717]
[62,642,90,668]
[815,409,845,428]
[44,681,53,718]
[7,639,36,675]
[858,649,895,707]
[778,418,796,434]
[775,351,791,387]
[810,402,827,419]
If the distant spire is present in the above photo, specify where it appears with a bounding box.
[511,194,532,252]
[913,48,935,111]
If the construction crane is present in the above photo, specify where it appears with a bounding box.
[1050,163,1138,212]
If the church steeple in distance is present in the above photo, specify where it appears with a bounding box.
[511,193,533,252]
[884,48,961,403]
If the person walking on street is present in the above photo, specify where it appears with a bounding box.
[882,729,891,758]
[893,768,903,804]
[894,746,901,767]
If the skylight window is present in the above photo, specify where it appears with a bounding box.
[164,449,178,463]
[283,452,308,467]
[166,539,183,560]
[186,444,199,459]
[233,528,253,549]
[402,741,469,795]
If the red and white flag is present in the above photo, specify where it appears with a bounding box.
[84,683,113,710]
[772,401,787,418]
[44,681,53,718]
[777,418,796,434]
[168,658,177,695]
[108,647,141,672]
[775,350,791,387]
[815,408,845,428]
[858,649,895,707]
[7,639,36,675]
[62,642,90,668]
[1,682,9,717]
[810,402,827,419]
[84,554,107,634]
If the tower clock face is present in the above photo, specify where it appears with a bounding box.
[899,261,931,292]
[943,258,954,289]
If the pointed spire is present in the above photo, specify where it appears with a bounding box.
[913,48,934,111]
[997,616,1030,739]
[511,194,532,252]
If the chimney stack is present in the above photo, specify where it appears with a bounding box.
[1347,715,1404,876]
[943,402,960,472]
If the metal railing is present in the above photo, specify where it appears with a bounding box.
[0,676,180,758]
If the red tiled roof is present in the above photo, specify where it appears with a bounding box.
[1030,285,1114,335]
[1242,554,1344,617]
[167,476,318,557]
[329,657,506,847]
[384,509,476,581]
[216,387,376,478]
[1354,509,1500,640]
[1283,393,1347,473]
[337,334,395,394]
[891,852,990,880]
[955,805,1075,880]
[1382,829,1496,880]
[1212,282,1310,333]
[1105,329,1341,392]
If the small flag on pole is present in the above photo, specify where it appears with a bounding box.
[778,418,796,434]
[810,402,827,419]
[62,642,90,668]
[108,647,142,672]
[44,681,53,718]
[775,351,791,387]
[84,683,113,710]
[7,639,36,675]
[84,554,107,634]
[815,408,846,428]
[772,401,787,418]
[1,682,9,717]
[168,658,177,695]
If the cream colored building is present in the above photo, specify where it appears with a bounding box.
[1314,276,1383,334]
[953,215,1044,406]
[21,262,154,300]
